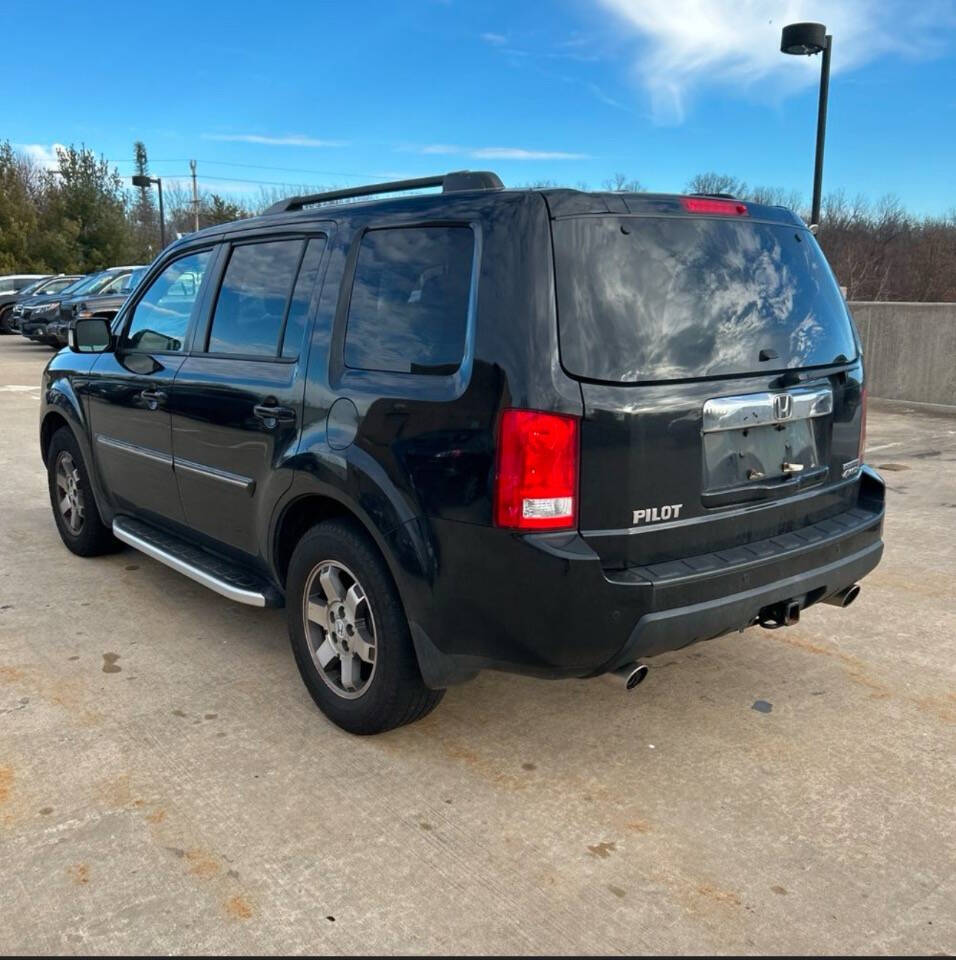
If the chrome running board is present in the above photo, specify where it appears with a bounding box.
[112,516,282,608]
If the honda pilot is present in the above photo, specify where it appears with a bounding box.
[39,172,885,733]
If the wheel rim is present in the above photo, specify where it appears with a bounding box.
[302,560,377,700]
[55,452,85,535]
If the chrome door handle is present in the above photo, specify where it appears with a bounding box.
[253,403,296,424]
[140,389,167,409]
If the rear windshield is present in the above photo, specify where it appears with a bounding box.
[554,216,857,383]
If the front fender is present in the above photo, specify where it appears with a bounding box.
[41,368,113,525]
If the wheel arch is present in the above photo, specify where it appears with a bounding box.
[40,383,113,525]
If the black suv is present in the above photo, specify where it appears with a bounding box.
[40,172,885,733]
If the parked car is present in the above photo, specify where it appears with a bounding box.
[2,276,49,332]
[47,267,146,346]
[40,172,884,734]
[17,276,90,343]
[20,270,133,346]
[0,274,48,295]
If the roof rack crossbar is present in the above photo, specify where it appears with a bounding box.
[263,170,503,214]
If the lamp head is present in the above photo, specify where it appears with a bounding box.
[781,22,827,55]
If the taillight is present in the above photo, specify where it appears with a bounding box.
[859,386,867,460]
[494,410,579,530]
[680,197,748,216]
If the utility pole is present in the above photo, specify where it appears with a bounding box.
[190,159,200,232]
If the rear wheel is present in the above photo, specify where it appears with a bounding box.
[286,519,444,734]
[46,427,119,556]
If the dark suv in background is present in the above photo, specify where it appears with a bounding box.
[16,275,88,340]
[46,266,146,347]
[1,276,74,333]
[20,270,132,345]
[40,171,884,733]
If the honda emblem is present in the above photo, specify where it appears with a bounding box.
[773,393,793,420]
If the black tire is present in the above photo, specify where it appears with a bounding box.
[0,306,13,334]
[47,427,120,556]
[287,519,444,734]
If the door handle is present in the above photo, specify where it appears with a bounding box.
[140,389,167,409]
[253,403,296,424]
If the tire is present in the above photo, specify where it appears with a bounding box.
[286,519,444,734]
[0,306,13,334]
[47,427,120,556]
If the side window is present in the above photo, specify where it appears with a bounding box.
[124,249,211,353]
[207,239,304,357]
[281,236,326,359]
[100,273,129,295]
[344,226,474,375]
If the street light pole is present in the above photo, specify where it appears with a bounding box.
[781,21,832,228]
[810,34,832,229]
[131,174,166,250]
[156,177,166,250]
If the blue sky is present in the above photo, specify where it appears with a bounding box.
[7,0,956,214]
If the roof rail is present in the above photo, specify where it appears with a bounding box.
[263,170,503,215]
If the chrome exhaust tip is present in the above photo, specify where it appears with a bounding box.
[611,662,649,691]
[824,584,861,608]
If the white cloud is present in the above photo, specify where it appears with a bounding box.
[481,32,508,45]
[473,147,591,160]
[595,0,954,124]
[202,133,349,148]
[16,143,68,169]
[420,144,591,160]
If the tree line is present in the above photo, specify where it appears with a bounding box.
[2,141,953,301]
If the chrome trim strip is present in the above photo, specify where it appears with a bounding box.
[702,386,833,433]
[95,433,172,466]
[111,519,267,607]
[174,457,255,493]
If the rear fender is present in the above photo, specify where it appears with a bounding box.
[274,451,474,688]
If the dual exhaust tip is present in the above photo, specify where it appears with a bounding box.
[611,662,649,691]
[824,583,861,608]
[608,584,861,688]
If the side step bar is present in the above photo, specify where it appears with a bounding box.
[112,516,283,608]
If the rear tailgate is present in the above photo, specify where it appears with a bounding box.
[550,199,866,568]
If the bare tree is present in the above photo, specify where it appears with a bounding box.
[685,171,747,197]
[602,172,644,192]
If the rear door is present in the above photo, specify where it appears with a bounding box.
[551,202,866,568]
[169,231,329,558]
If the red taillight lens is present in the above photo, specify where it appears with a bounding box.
[494,410,579,530]
[859,386,867,460]
[680,197,748,216]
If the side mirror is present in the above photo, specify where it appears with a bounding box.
[69,317,113,354]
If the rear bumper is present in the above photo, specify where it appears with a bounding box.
[408,468,885,687]
[607,538,882,669]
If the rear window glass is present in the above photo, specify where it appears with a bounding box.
[554,216,857,383]
[208,240,304,357]
[344,226,474,375]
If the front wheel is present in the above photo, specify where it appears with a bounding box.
[286,519,444,734]
[46,427,119,556]
[0,306,13,334]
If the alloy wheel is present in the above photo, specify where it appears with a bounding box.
[55,452,85,535]
[302,560,377,699]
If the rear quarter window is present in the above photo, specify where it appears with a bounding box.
[344,225,474,375]
[554,216,858,383]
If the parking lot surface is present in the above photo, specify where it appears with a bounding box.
[1,337,954,955]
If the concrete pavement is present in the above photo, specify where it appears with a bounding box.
[1,337,953,954]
